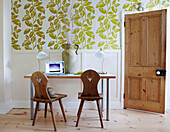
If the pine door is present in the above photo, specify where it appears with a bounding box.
[124,10,166,113]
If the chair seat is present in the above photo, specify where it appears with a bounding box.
[78,92,103,100]
[31,93,67,103]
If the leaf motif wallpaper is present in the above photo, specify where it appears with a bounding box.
[11,0,22,50]
[22,0,46,50]
[46,0,70,49]
[96,0,120,49]
[122,0,141,11]
[146,0,170,10]
[11,0,170,50]
[72,0,95,49]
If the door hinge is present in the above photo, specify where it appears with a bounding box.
[123,93,125,99]
[124,22,126,27]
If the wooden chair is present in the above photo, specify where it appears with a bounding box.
[76,70,104,128]
[30,71,67,131]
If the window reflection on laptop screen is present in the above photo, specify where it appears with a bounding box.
[45,61,64,74]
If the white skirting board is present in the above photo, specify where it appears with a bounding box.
[2,99,170,114]
[12,100,122,110]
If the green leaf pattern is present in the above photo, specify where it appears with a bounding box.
[11,0,170,50]
[122,0,141,11]
[11,0,22,50]
[46,0,70,49]
[22,0,46,50]
[72,0,95,49]
[96,0,120,49]
[146,0,170,10]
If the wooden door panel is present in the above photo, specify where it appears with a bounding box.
[148,16,162,67]
[128,77,142,100]
[146,78,161,103]
[125,10,166,114]
[129,18,141,66]
[141,17,148,66]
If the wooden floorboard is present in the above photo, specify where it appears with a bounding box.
[0,108,170,132]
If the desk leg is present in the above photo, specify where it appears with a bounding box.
[106,78,109,121]
[38,79,40,111]
[101,79,104,111]
[38,104,40,111]
[30,80,34,120]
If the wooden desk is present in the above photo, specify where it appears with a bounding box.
[24,74,116,121]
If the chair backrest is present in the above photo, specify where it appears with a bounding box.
[81,70,100,97]
[31,71,50,99]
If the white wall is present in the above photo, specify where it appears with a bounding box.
[165,8,170,110]
[12,50,122,110]
[0,0,5,103]
[0,0,13,114]
[1,0,170,115]
[3,0,12,102]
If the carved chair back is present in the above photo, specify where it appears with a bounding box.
[81,70,100,97]
[31,71,50,100]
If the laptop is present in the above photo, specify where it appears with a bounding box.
[45,61,64,75]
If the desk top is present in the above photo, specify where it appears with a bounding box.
[24,73,116,79]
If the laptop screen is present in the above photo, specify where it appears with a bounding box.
[45,61,64,74]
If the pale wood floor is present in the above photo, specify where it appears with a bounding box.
[0,108,170,132]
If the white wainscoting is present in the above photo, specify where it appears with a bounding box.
[0,99,13,114]
[11,49,122,110]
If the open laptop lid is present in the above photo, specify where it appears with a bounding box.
[45,61,64,74]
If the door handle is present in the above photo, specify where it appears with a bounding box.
[156,70,166,76]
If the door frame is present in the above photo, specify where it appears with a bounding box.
[120,8,170,110]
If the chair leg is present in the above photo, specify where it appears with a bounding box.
[99,100,103,118]
[44,103,48,118]
[32,102,39,126]
[59,99,67,122]
[49,102,57,131]
[96,100,104,128]
[76,100,84,127]
[77,99,84,117]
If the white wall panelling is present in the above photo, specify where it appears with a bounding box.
[0,99,13,114]
[11,49,122,110]
[82,50,122,109]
